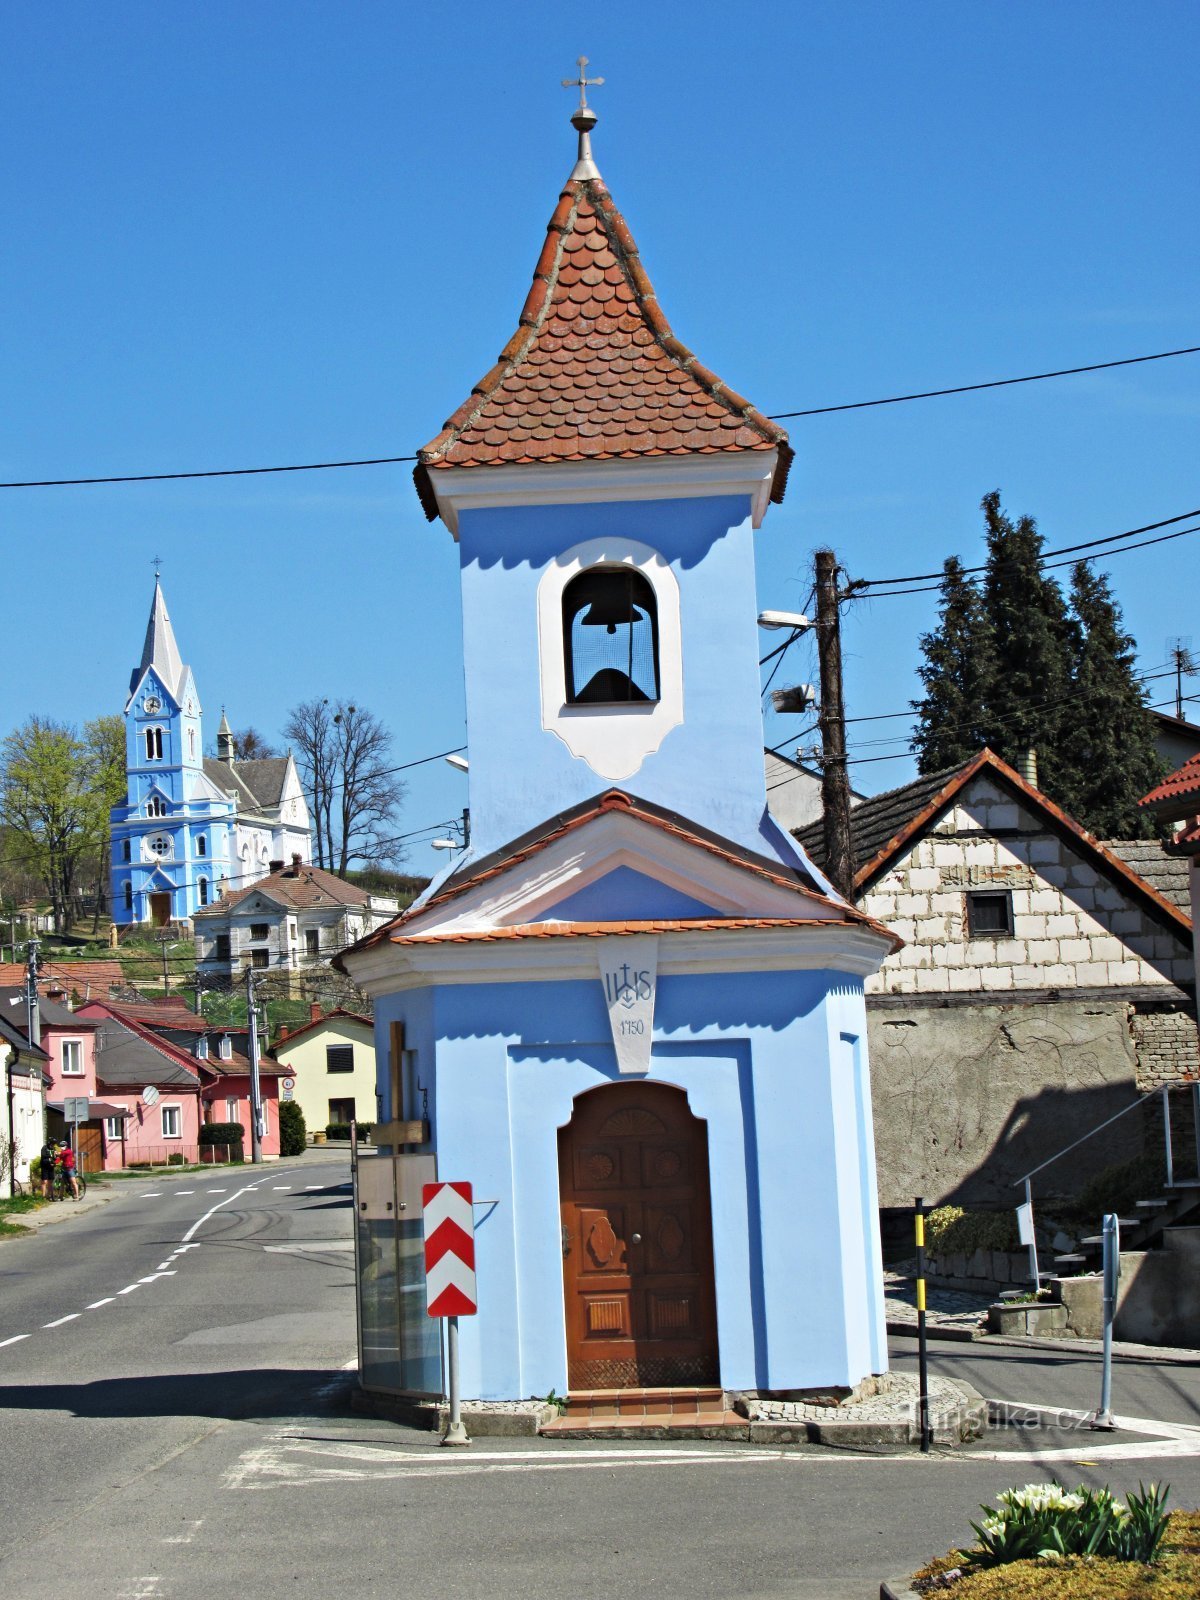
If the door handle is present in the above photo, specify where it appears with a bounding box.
[630,1232,642,1244]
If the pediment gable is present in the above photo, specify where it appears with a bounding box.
[125,666,179,716]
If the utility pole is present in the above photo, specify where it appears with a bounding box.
[25,938,41,1053]
[814,548,856,901]
[245,966,263,1164]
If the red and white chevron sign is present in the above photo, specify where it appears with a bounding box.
[422,1181,477,1317]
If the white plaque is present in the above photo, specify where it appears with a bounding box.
[598,937,658,1075]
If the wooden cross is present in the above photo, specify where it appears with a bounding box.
[561,56,603,112]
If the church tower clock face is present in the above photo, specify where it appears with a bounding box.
[143,694,162,715]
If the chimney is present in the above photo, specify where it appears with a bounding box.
[1018,749,1038,788]
[287,853,303,877]
[268,859,284,874]
[310,1001,322,1023]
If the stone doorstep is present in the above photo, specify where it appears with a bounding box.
[565,1385,726,1418]
[541,1411,749,1440]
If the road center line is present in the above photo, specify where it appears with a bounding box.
[87,1298,115,1309]
[138,1192,162,1198]
[181,1181,260,1244]
[0,1334,30,1347]
[118,1285,140,1295]
[44,1314,80,1328]
[175,1190,195,1195]
[272,1185,291,1191]
[205,1189,226,1194]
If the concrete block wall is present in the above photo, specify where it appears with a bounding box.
[863,774,1194,997]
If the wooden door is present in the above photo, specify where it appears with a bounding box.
[559,1082,719,1391]
[149,892,171,927]
[77,1125,103,1173]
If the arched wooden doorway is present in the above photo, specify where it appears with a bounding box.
[558,1081,719,1391]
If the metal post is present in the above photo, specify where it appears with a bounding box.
[815,548,856,901]
[1162,1087,1175,1188]
[25,939,41,1053]
[1023,1178,1041,1289]
[442,1314,470,1447]
[1091,1213,1119,1430]
[914,1196,931,1454]
[245,967,263,1164]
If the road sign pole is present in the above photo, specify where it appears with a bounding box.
[443,1314,468,1447]
[1091,1213,1119,1430]
[914,1196,931,1454]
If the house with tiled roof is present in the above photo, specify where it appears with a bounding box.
[193,855,397,995]
[338,86,898,1414]
[1141,749,1200,1007]
[795,749,1196,1212]
[273,1005,377,1136]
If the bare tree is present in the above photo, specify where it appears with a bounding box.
[283,698,404,875]
[232,727,278,760]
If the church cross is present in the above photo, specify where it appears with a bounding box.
[561,56,603,113]
[151,554,163,578]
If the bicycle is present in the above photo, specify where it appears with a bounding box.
[51,1167,87,1202]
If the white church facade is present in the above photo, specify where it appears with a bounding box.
[340,96,898,1406]
[111,579,312,928]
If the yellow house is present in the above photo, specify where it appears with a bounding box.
[273,1006,377,1134]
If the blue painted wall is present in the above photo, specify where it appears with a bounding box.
[372,967,886,1401]
[457,494,775,859]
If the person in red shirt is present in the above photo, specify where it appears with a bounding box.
[57,1141,79,1200]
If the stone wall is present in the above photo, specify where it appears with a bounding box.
[862,773,1194,998]
[1131,1004,1200,1089]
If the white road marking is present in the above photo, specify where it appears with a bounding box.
[161,1518,204,1546]
[138,1192,163,1198]
[43,1314,80,1328]
[175,1190,195,1195]
[86,1298,115,1309]
[305,1184,323,1190]
[181,1182,259,1244]
[118,1284,140,1295]
[0,1334,30,1348]
[156,1262,171,1271]
[263,1242,354,1253]
[138,1272,176,1283]
[272,1185,292,1191]
[205,1189,226,1194]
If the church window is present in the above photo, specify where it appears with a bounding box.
[146,795,166,817]
[145,727,163,761]
[196,835,207,857]
[124,883,133,911]
[188,728,196,759]
[562,568,659,704]
[122,839,131,862]
[198,877,209,907]
[148,833,172,859]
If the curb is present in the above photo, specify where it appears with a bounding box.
[889,1317,1200,1367]
[880,1582,920,1600]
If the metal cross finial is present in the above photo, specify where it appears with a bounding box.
[151,554,163,578]
[562,55,603,113]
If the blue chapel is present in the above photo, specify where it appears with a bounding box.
[342,96,898,1406]
[111,579,312,928]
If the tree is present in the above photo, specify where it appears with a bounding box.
[976,491,1075,803]
[282,698,405,875]
[278,1099,307,1157]
[231,727,278,760]
[0,718,112,932]
[1060,564,1165,835]
[83,714,126,928]
[911,557,993,773]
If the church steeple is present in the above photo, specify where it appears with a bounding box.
[130,576,186,704]
[217,709,234,762]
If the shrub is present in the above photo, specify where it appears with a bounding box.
[278,1100,306,1157]
[926,1205,1018,1257]
[1071,1151,1168,1223]
[199,1122,244,1147]
[970,1481,1170,1567]
[325,1122,373,1142]
[167,1152,186,1166]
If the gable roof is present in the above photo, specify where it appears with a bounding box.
[339,787,894,968]
[195,860,370,917]
[203,756,281,817]
[796,748,1191,937]
[1104,839,1192,914]
[274,1008,374,1050]
[1140,752,1200,819]
[414,170,792,518]
[0,988,101,1031]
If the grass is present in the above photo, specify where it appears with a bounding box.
[914,1510,1200,1597]
[0,1192,48,1238]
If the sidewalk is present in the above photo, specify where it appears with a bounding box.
[885,1267,1200,1366]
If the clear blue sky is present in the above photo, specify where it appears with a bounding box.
[3,3,1197,865]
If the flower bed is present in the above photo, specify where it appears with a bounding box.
[910,1483,1199,1597]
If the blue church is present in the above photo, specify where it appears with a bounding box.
[342,94,898,1408]
[112,579,312,928]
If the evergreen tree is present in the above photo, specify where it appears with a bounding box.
[976,491,1076,807]
[911,557,992,773]
[1061,563,1165,836]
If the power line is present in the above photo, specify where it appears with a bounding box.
[3,344,1197,490]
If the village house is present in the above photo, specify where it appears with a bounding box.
[1141,748,1200,1000]
[273,1005,377,1135]
[0,1003,48,1195]
[193,856,398,995]
[796,748,1196,1214]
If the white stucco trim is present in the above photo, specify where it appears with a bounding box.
[345,923,892,994]
[536,537,683,783]
[394,807,842,937]
[428,451,780,537]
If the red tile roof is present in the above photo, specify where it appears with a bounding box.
[390,916,900,950]
[414,176,792,517]
[195,861,371,916]
[0,959,126,998]
[1140,752,1200,816]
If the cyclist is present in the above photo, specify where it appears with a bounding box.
[40,1138,57,1199]
[56,1141,80,1200]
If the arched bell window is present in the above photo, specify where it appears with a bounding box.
[562,567,660,705]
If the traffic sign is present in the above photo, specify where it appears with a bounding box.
[63,1097,89,1124]
[422,1181,477,1317]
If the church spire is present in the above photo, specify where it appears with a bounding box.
[217,708,234,762]
[131,576,185,702]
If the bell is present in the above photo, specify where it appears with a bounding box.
[578,596,639,633]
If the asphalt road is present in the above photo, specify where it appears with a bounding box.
[4,1169,1200,1600]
